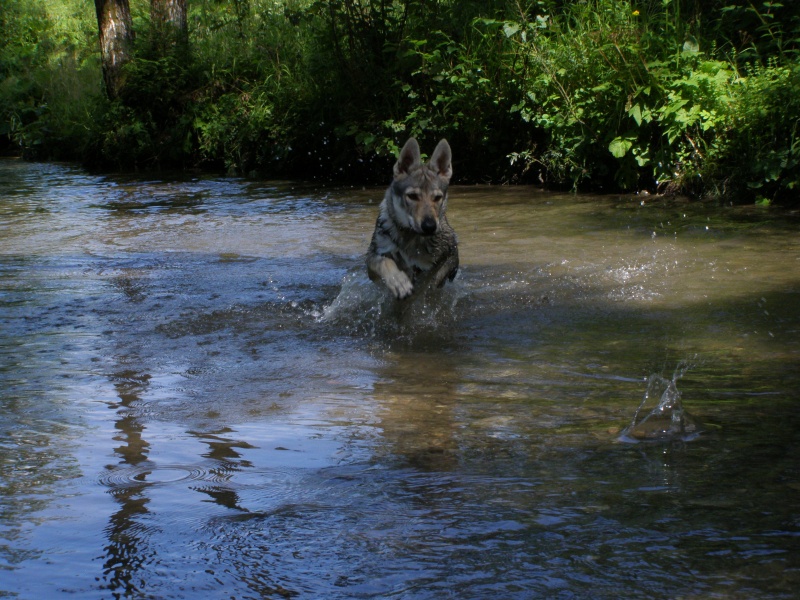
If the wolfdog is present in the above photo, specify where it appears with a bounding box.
[366,138,459,299]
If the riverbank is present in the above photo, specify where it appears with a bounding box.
[2,1,799,203]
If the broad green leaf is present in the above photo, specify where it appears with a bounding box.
[503,23,520,38]
[629,104,643,126]
[609,137,633,158]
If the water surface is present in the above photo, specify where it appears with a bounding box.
[1,159,799,598]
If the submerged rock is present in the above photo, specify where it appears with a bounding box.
[623,404,699,441]
[619,369,701,443]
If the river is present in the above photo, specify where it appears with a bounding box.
[1,158,799,598]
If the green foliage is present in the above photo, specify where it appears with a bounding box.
[304,1,536,180]
[493,1,733,191]
[2,0,799,202]
[715,0,800,62]
[87,54,196,169]
[707,61,800,202]
[84,0,313,173]
[485,0,798,201]
[0,0,101,158]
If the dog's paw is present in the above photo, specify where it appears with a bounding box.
[385,271,414,300]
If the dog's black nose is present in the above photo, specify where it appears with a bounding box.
[421,216,437,235]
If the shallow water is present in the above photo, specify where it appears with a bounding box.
[1,159,799,598]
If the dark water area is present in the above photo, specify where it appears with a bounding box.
[1,158,799,598]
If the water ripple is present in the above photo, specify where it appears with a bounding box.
[98,463,216,488]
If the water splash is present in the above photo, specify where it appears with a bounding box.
[318,268,464,340]
[619,361,700,443]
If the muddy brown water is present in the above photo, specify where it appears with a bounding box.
[1,159,799,598]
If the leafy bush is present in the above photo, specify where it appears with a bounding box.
[492,1,734,191]
[0,0,100,159]
[2,0,799,202]
[707,61,800,203]
[87,53,197,169]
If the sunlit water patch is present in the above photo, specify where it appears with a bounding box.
[1,160,800,598]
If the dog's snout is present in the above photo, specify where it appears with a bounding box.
[420,216,437,235]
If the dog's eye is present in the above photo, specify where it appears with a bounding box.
[406,193,419,201]
[433,194,444,203]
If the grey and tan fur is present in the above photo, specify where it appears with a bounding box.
[366,138,459,299]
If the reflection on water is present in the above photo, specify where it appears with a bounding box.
[1,159,800,598]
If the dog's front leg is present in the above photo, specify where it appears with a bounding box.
[367,255,413,299]
[432,250,459,288]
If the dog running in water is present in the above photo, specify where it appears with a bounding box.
[366,138,459,299]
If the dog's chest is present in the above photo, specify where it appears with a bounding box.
[396,236,436,272]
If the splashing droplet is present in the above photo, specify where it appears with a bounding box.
[619,362,700,443]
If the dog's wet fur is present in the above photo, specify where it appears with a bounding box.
[366,138,459,299]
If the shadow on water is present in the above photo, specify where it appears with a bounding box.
[2,161,800,598]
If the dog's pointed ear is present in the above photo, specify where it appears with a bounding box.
[429,139,453,180]
[394,138,421,177]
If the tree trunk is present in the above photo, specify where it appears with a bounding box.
[95,0,134,100]
[150,0,188,53]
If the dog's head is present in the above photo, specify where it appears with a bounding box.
[390,138,452,236]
